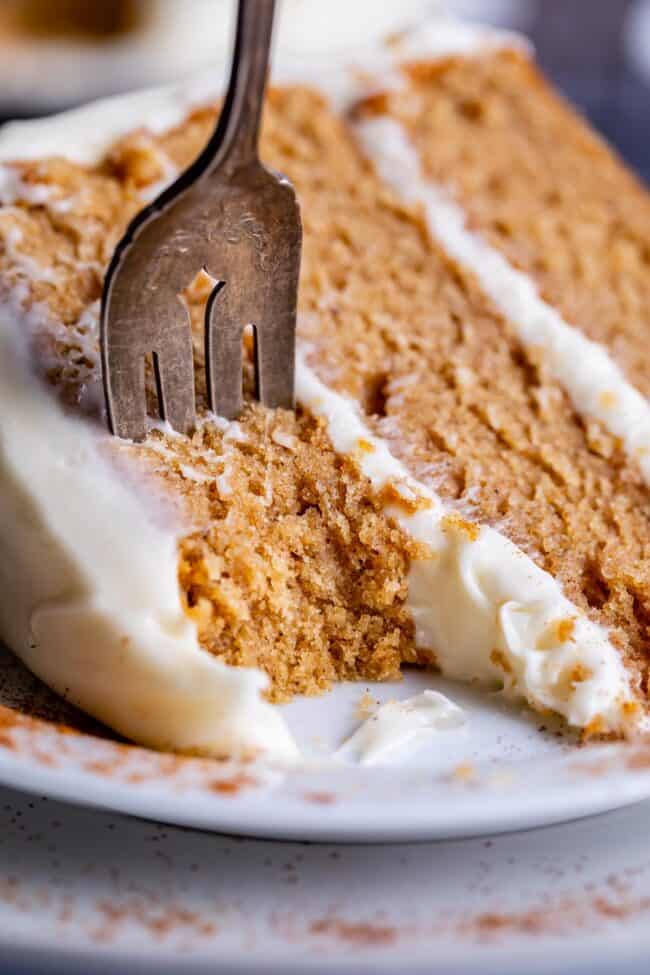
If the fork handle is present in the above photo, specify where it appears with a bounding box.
[203,0,276,175]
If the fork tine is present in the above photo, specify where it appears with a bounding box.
[102,345,147,441]
[152,294,196,434]
[254,215,301,410]
[255,301,297,411]
[102,258,197,440]
[153,340,196,436]
[205,279,245,419]
[255,328,296,411]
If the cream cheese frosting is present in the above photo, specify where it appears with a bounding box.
[0,295,298,761]
[296,355,639,735]
[0,16,645,761]
[336,690,466,765]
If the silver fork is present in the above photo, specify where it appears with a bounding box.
[100,0,302,441]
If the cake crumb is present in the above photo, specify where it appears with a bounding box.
[357,438,376,454]
[490,649,512,674]
[356,691,377,720]
[569,664,594,687]
[598,390,618,410]
[582,716,605,740]
[379,482,433,515]
[442,513,480,542]
[452,761,476,782]
[555,618,576,643]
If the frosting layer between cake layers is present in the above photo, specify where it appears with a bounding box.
[0,17,645,760]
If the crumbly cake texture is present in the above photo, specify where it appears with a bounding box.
[1,46,650,726]
[0,90,426,705]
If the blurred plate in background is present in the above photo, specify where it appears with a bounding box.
[0,0,438,113]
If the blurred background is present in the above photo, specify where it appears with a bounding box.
[0,0,648,181]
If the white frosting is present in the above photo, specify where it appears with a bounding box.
[296,355,639,735]
[355,117,650,485]
[0,167,55,206]
[0,76,226,167]
[0,222,59,284]
[336,690,465,765]
[0,17,642,759]
[0,300,298,762]
[277,0,438,54]
[393,13,530,59]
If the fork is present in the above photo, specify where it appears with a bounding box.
[100,0,302,441]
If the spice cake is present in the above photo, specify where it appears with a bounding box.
[0,16,649,760]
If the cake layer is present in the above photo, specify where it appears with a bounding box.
[0,20,648,757]
[373,50,650,402]
[142,89,650,698]
[354,116,650,488]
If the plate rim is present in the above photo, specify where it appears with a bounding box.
[0,736,649,842]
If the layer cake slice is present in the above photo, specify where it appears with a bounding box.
[0,17,648,759]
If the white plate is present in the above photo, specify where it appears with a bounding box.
[0,2,223,112]
[2,784,650,973]
[1,642,650,842]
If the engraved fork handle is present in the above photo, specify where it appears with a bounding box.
[198,0,276,178]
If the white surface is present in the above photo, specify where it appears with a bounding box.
[0,779,649,972]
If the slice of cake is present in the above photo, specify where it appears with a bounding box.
[0,16,648,760]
